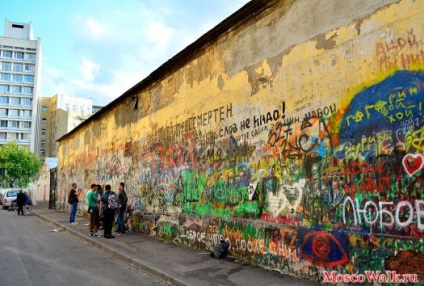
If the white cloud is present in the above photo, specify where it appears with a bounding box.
[79,57,100,82]
[145,20,174,58]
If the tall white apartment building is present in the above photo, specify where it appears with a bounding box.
[0,19,42,155]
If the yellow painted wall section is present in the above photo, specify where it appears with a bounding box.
[58,0,424,282]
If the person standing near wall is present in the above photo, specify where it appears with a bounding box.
[16,190,26,216]
[68,183,81,224]
[116,182,128,236]
[100,184,115,239]
[86,184,100,237]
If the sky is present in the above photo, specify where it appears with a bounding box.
[0,0,250,106]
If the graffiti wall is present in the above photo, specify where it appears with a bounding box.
[58,0,424,282]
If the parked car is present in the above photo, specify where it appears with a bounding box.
[2,189,19,210]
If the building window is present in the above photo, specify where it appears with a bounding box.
[21,98,31,106]
[9,97,20,105]
[0,73,10,81]
[40,149,45,155]
[41,140,45,147]
[15,52,24,59]
[9,121,18,128]
[22,86,33,94]
[0,85,9,93]
[25,53,35,61]
[10,86,21,93]
[0,120,7,127]
[0,96,8,104]
[21,121,31,128]
[13,63,23,72]
[12,74,23,82]
[1,62,12,71]
[8,109,19,117]
[41,118,47,124]
[41,128,46,135]
[21,110,31,117]
[24,75,34,83]
[2,50,12,58]
[0,108,6,116]
[24,64,34,72]
[42,106,48,112]
[0,132,6,139]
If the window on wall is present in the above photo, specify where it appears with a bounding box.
[41,140,45,147]
[41,118,47,124]
[9,97,20,105]
[23,75,34,83]
[42,106,47,112]
[2,50,12,58]
[13,63,23,72]
[8,109,19,117]
[24,64,34,72]
[12,74,23,82]
[25,53,35,60]
[0,132,6,139]
[21,98,31,106]
[22,86,33,94]
[21,121,31,128]
[15,52,24,59]
[10,86,21,93]
[9,121,18,128]
[41,128,46,135]
[1,62,12,71]
[0,73,10,81]
[0,85,9,93]
[0,96,8,104]
[0,120,8,127]
[21,110,31,117]
[0,108,6,116]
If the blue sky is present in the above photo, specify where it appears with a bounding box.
[0,0,249,106]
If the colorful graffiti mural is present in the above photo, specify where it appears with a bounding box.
[57,0,424,283]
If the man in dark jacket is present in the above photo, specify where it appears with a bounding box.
[16,190,26,216]
[116,182,128,235]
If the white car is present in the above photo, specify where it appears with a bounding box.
[2,189,19,210]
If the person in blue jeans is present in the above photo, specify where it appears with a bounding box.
[116,182,128,235]
[68,183,81,224]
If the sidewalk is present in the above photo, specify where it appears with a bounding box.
[32,208,320,286]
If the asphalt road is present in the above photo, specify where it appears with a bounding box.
[0,209,165,286]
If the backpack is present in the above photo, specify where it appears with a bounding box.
[108,192,119,210]
[210,240,229,259]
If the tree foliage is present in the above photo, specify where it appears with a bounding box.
[0,142,42,188]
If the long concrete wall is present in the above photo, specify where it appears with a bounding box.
[58,0,424,281]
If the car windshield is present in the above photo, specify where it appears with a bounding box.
[0,194,3,198]
[6,191,18,197]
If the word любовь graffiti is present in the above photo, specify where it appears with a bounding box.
[343,197,424,231]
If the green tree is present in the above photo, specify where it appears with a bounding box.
[0,142,42,188]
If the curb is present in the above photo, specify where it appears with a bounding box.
[33,212,187,286]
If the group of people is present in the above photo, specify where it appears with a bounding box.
[68,182,128,239]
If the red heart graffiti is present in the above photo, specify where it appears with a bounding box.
[402,154,424,176]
